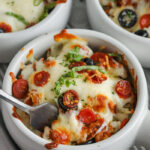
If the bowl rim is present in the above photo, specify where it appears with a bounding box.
[0,2,66,38]
[92,0,150,42]
[2,29,148,149]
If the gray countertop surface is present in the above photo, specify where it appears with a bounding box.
[0,0,150,149]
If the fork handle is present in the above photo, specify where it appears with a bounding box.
[0,89,31,114]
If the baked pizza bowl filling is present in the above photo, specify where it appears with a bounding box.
[0,0,67,33]
[100,0,150,38]
[9,30,137,149]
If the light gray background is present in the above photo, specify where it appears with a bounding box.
[0,0,150,149]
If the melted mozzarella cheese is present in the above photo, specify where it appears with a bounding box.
[0,0,44,31]
[52,111,83,142]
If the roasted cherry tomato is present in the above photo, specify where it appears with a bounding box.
[91,52,107,64]
[77,108,96,125]
[34,71,50,86]
[115,80,132,99]
[58,90,79,111]
[118,9,137,28]
[81,57,94,65]
[134,29,148,38]
[140,14,150,29]
[12,79,28,99]
[69,61,86,69]
[0,22,12,33]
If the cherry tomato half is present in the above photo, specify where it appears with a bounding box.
[63,90,79,109]
[77,108,96,125]
[34,71,50,86]
[140,14,150,29]
[115,80,132,99]
[0,22,12,33]
[91,52,107,64]
[12,79,28,99]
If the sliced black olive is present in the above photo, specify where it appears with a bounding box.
[118,9,137,28]
[58,95,68,111]
[81,57,95,65]
[134,30,148,38]
[0,28,5,33]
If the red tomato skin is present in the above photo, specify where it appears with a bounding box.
[91,52,107,64]
[0,22,12,32]
[115,80,132,99]
[77,108,96,124]
[140,14,150,29]
[34,71,50,87]
[12,79,28,99]
[63,90,79,109]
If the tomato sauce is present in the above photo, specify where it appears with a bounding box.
[56,0,67,4]
[54,29,78,41]
[12,107,22,121]
[44,60,56,68]
[26,49,33,59]
[9,72,16,82]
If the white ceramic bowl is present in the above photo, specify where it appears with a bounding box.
[0,0,72,63]
[86,0,150,68]
[1,29,149,150]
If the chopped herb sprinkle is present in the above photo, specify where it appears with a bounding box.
[72,65,106,74]
[112,91,115,95]
[39,2,56,20]
[52,70,80,95]
[65,47,83,63]
[108,53,122,62]
[5,12,29,25]
[33,0,43,6]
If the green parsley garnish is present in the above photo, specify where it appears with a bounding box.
[5,12,29,25]
[112,91,115,95]
[52,71,80,95]
[127,11,133,18]
[83,77,88,82]
[33,0,43,6]
[59,61,69,67]
[72,65,106,74]
[65,47,83,63]
[39,2,56,20]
